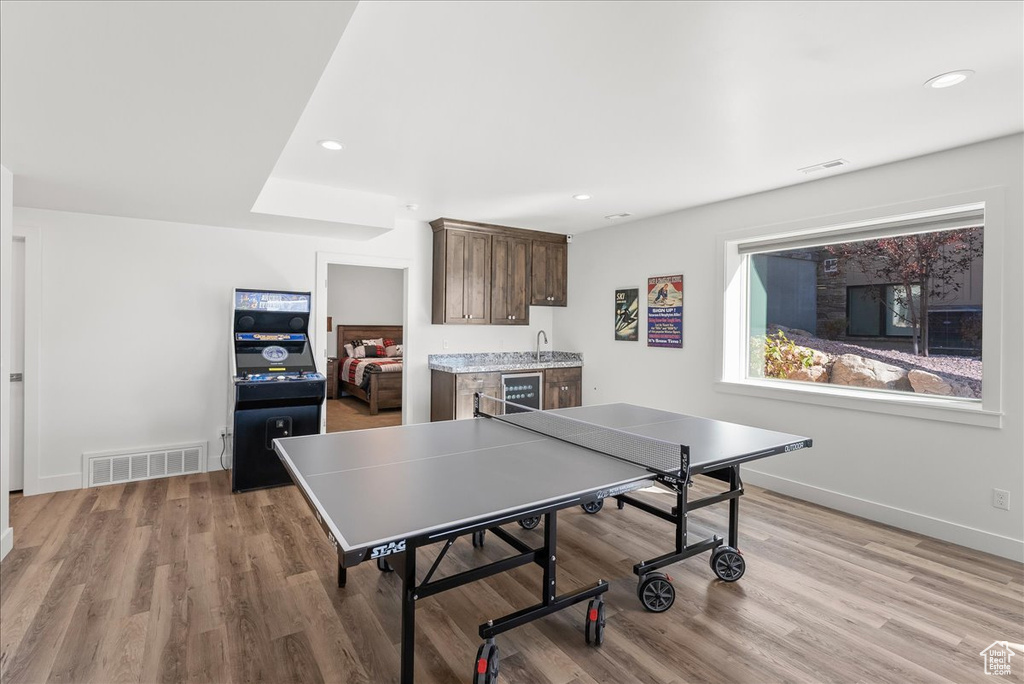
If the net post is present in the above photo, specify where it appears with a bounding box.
[680,445,690,484]
[473,392,481,417]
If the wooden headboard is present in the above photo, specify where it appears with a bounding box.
[336,324,404,358]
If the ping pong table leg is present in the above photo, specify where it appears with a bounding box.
[728,466,741,549]
[400,546,417,684]
[338,561,347,588]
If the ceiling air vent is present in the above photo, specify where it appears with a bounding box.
[798,159,850,174]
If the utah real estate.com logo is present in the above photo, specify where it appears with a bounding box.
[980,641,1018,676]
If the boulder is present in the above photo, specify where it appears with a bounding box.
[787,365,829,383]
[830,354,911,391]
[950,381,979,399]
[908,369,953,396]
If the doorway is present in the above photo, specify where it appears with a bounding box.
[314,252,412,434]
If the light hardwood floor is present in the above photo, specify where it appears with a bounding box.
[326,396,402,433]
[1,472,1021,684]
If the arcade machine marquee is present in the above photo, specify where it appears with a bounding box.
[230,288,325,492]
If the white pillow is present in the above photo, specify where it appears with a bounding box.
[343,343,355,357]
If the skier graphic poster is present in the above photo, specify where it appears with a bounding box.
[647,275,683,348]
[614,288,639,341]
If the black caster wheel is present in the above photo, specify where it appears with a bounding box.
[616,499,625,510]
[637,572,675,613]
[376,557,393,573]
[710,546,745,582]
[584,598,606,646]
[517,517,540,530]
[472,530,486,548]
[580,499,604,514]
[473,639,500,684]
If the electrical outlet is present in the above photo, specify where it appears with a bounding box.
[219,427,232,439]
[443,339,449,350]
[992,488,1010,510]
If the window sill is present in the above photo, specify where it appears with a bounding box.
[715,378,1001,429]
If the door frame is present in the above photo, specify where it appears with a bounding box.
[12,225,41,496]
[315,251,413,432]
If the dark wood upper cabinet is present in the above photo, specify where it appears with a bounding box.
[433,228,491,324]
[531,240,567,306]
[431,218,567,324]
[491,235,530,325]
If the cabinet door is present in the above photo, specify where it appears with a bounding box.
[492,236,530,325]
[546,242,567,306]
[462,231,491,323]
[543,367,582,409]
[444,230,491,324]
[455,372,500,419]
[531,241,568,306]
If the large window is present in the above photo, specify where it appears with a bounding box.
[735,206,986,405]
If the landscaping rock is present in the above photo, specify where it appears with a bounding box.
[787,365,829,383]
[949,381,979,399]
[908,369,953,396]
[830,354,911,391]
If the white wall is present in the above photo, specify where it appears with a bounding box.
[555,135,1024,560]
[0,165,13,560]
[326,263,404,354]
[12,208,557,493]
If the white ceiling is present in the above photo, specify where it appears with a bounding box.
[0,0,370,238]
[3,1,1022,237]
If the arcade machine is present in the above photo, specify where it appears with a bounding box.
[230,288,325,492]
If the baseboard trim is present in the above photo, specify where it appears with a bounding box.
[742,469,1024,562]
[35,472,87,495]
[1,527,13,561]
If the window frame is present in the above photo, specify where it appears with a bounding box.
[716,188,1004,429]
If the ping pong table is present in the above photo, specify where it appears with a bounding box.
[273,395,811,684]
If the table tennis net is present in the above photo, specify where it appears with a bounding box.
[476,394,688,476]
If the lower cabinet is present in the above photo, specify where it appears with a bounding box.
[431,370,500,421]
[431,367,582,421]
[543,367,582,410]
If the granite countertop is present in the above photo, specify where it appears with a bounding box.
[428,351,583,373]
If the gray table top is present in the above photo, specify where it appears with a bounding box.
[273,403,810,558]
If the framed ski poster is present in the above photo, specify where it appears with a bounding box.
[614,288,639,341]
[647,275,683,348]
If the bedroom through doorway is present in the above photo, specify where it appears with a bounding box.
[325,264,405,433]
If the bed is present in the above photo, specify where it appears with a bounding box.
[335,324,403,415]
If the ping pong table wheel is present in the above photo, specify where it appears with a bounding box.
[517,517,540,530]
[473,638,500,684]
[584,597,606,646]
[376,557,393,573]
[580,499,604,514]
[616,499,625,510]
[637,572,675,613]
[472,530,486,548]
[710,546,745,582]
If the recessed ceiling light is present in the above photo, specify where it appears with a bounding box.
[605,213,632,220]
[924,70,974,89]
[573,194,591,201]
[405,203,419,211]
[318,139,344,151]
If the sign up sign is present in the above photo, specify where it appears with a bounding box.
[647,275,683,348]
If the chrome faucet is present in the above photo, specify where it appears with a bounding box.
[536,330,548,363]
